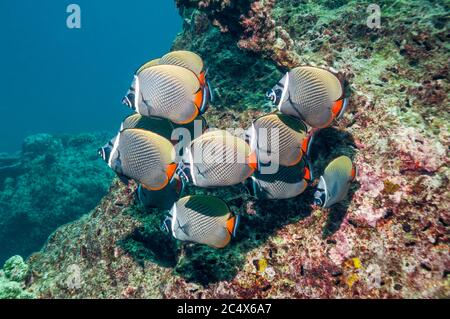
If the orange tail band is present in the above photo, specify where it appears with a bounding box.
[226,216,236,235]
[166,163,178,181]
[248,151,258,171]
[331,99,344,118]
[350,165,357,182]
[304,166,312,181]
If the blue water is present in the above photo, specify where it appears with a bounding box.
[0,0,182,152]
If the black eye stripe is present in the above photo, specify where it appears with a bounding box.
[276,82,284,88]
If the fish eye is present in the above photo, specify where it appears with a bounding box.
[97,148,104,159]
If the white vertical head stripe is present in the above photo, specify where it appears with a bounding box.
[134,75,141,115]
[171,203,177,237]
[249,123,257,151]
[278,72,290,111]
[188,147,197,185]
[320,175,329,207]
[108,132,121,168]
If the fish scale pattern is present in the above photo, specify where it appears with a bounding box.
[119,130,169,189]
[101,50,355,250]
[190,134,253,187]
[253,114,306,166]
[322,156,353,207]
[121,114,175,141]
[160,51,204,76]
[174,196,230,247]
[287,67,341,128]
[253,160,307,199]
[139,66,198,123]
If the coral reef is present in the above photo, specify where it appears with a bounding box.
[5,0,448,298]
[172,5,282,112]
[3,255,29,282]
[0,132,115,265]
[177,0,300,67]
[0,256,34,299]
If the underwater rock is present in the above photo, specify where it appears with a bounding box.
[0,132,115,265]
[12,0,450,298]
[22,133,63,156]
[177,0,300,67]
[0,278,34,299]
[0,154,23,184]
[0,256,34,299]
[3,255,29,282]
[172,9,282,112]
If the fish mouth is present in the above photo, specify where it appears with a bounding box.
[161,216,172,233]
[97,147,106,160]
[98,140,113,162]
[266,89,281,106]
[176,161,192,185]
[313,190,325,206]
[122,94,135,110]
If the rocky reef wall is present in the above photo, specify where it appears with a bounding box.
[0,132,115,265]
[3,0,448,298]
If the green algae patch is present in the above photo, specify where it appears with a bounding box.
[0,278,34,299]
[0,255,34,299]
[3,255,29,282]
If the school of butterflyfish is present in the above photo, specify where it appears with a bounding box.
[99,50,357,249]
